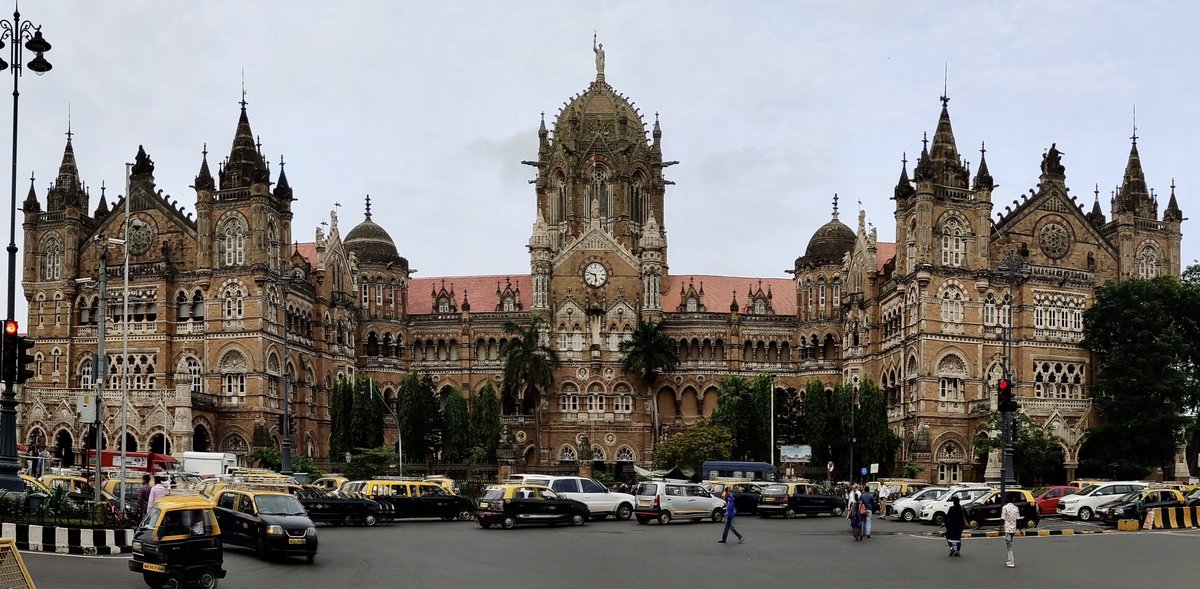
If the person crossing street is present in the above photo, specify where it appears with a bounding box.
[1001,498,1020,568]
[718,489,744,544]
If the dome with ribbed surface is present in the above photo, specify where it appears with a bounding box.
[797,197,855,268]
[344,214,406,266]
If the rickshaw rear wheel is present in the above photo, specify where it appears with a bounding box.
[194,569,220,589]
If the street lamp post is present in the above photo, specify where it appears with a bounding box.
[90,250,108,507]
[997,251,1031,497]
[0,5,53,492]
[850,378,858,485]
[279,272,293,476]
[769,374,776,469]
[117,164,133,513]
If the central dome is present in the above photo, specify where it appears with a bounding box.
[553,79,646,137]
[344,214,407,267]
[798,206,855,268]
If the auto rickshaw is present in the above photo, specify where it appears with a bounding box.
[128,494,226,589]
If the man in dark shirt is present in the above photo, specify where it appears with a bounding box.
[137,474,152,519]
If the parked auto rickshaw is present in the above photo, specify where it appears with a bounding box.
[129,494,226,589]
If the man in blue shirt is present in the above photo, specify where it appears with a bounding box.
[718,489,744,544]
[860,488,875,539]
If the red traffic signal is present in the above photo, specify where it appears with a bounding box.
[997,378,1017,411]
[3,320,16,336]
[998,379,1010,392]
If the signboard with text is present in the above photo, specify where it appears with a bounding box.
[779,445,812,462]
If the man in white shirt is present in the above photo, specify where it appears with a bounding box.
[1001,498,1020,568]
[878,484,892,519]
[146,475,171,512]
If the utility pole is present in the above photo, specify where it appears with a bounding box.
[997,251,1030,497]
[92,249,108,507]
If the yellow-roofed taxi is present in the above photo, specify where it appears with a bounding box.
[129,494,226,589]
[352,479,474,521]
[211,487,318,563]
[757,482,846,518]
[475,484,590,529]
[963,489,1040,529]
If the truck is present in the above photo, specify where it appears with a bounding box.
[180,451,239,477]
[85,450,179,474]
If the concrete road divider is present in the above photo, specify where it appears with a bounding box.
[0,522,133,555]
[1152,506,1199,530]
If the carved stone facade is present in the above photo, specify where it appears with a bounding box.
[18,59,1184,481]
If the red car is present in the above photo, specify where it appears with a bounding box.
[1035,486,1077,515]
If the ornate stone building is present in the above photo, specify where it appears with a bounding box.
[17,56,1183,482]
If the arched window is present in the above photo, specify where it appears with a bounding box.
[559,445,578,462]
[1137,241,1162,279]
[80,357,93,388]
[685,296,698,313]
[219,350,248,405]
[186,356,203,395]
[983,292,997,326]
[590,164,610,217]
[616,446,635,462]
[937,354,967,401]
[266,221,280,271]
[553,171,567,223]
[940,217,967,268]
[941,287,964,324]
[41,234,64,281]
[630,171,646,223]
[222,285,244,319]
[216,213,249,268]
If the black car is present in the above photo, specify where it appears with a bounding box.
[706,481,765,515]
[1097,489,1185,525]
[352,480,476,521]
[963,490,1040,529]
[758,482,845,518]
[475,484,590,529]
[292,485,388,526]
[212,489,319,562]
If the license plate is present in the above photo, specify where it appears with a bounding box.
[479,502,489,508]
[288,538,306,545]
[638,499,651,506]
[765,498,779,503]
[142,563,165,573]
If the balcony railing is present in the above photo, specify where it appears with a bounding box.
[1021,397,1091,414]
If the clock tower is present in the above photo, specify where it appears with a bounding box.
[528,47,670,361]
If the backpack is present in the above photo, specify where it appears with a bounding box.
[858,502,868,516]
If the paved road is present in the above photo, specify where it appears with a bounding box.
[20,515,1199,588]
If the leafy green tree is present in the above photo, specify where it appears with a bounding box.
[501,317,562,463]
[350,377,385,450]
[329,378,354,457]
[775,386,805,446]
[398,372,442,463]
[442,387,470,463]
[802,379,832,464]
[470,382,501,462]
[249,446,281,470]
[711,374,772,461]
[619,317,680,449]
[974,412,1065,485]
[855,377,899,477]
[651,421,733,473]
[344,446,400,480]
[1082,275,1200,478]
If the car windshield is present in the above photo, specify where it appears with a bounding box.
[1115,491,1142,502]
[763,484,788,495]
[480,488,505,501]
[1078,484,1099,495]
[254,495,306,516]
[637,483,658,496]
[140,507,161,530]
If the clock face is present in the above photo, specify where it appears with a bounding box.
[583,262,607,287]
[127,220,154,256]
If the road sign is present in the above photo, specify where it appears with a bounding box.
[860,467,868,476]
[869,463,879,474]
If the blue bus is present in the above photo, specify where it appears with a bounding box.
[700,461,778,482]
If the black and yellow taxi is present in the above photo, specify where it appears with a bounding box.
[475,484,590,529]
[129,494,226,589]
[236,480,388,527]
[1096,487,1187,525]
[352,479,474,521]
[703,480,766,515]
[963,489,1040,529]
[757,482,845,518]
[211,487,318,563]
[311,475,348,493]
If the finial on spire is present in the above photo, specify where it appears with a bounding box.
[100,180,105,197]
[365,194,372,218]
[980,141,986,157]
[902,152,907,167]
[1170,177,1175,195]
[240,68,248,110]
[921,132,929,153]
[66,102,72,142]
[278,153,285,170]
[832,193,839,219]
[255,134,262,152]
[202,142,208,159]
[940,63,949,107]
[1130,104,1138,145]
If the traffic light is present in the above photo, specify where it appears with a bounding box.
[277,413,297,436]
[1,320,17,383]
[997,378,1018,412]
[15,335,36,383]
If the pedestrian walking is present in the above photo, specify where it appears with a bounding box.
[718,489,744,544]
[1133,494,1147,530]
[878,483,892,519]
[849,495,864,540]
[860,488,875,539]
[944,496,968,557]
[146,475,170,512]
[137,474,152,519]
[1001,497,1020,568]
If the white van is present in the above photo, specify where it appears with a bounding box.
[180,451,239,477]
[919,485,992,525]
[1056,481,1148,521]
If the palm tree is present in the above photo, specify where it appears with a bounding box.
[619,317,680,452]
[500,316,562,464]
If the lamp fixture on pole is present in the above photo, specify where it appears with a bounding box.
[0,4,53,492]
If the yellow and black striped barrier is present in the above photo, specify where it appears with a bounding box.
[1152,506,1200,529]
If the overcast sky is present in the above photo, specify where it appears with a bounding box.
[7,1,1197,323]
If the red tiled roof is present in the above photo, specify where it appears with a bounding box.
[663,274,796,316]
[293,243,318,268]
[409,275,532,314]
[876,242,896,273]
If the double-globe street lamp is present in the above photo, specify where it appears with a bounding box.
[0,5,52,492]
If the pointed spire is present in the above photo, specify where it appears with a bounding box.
[894,153,914,200]
[94,180,109,217]
[929,98,961,165]
[729,290,739,313]
[194,143,215,191]
[22,172,39,212]
[973,141,994,190]
[1114,133,1149,215]
[652,111,661,144]
[274,154,292,201]
[220,94,268,190]
[1164,177,1183,222]
[1086,183,1106,226]
[55,126,83,196]
[538,111,547,136]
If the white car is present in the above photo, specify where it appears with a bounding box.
[890,486,950,522]
[633,480,726,524]
[1056,481,1148,521]
[919,486,992,525]
[510,474,636,520]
